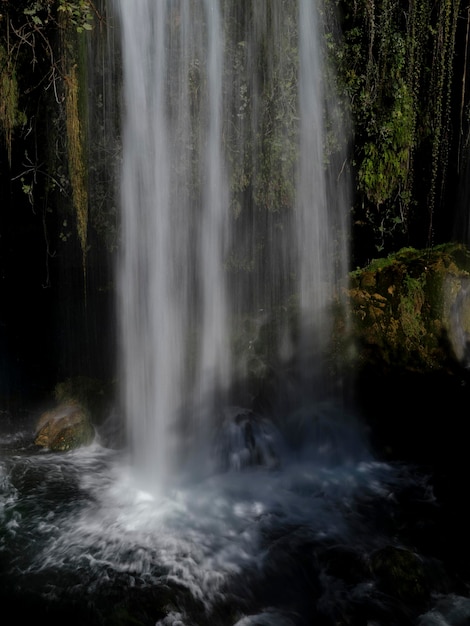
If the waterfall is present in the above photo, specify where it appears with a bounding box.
[296,0,349,391]
[4,6,470,624]
[115,0,350,493]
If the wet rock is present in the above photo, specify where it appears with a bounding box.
[34,401,95,451]
[215,407,281,471]
[369,545,430,607]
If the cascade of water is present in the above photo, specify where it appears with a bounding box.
[116,1,231,492]
[115,0,350,493]
[296,0,350,393]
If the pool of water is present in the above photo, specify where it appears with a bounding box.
[1,409,469,625]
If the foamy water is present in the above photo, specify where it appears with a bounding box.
[2,408,461,625]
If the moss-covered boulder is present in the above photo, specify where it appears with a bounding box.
[348,243,470,374]
[34,401,95,451]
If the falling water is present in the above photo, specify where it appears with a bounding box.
[296,0,349,390]
[2,4,470,623]
[116,0,350,493]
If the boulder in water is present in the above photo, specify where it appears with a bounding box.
[369,545,430,607]
[34,401,95,451]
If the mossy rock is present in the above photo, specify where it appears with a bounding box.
[347,243,470,374]
[34,401,95,451]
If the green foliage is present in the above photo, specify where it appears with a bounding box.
[358,81,413,206]
[0,1,97,163]
[20,0,94,32]
[2,0,468,282]
[57,0,94,32]
[0,0,102,290]
[399,273,426,340]
[330,0,461,255]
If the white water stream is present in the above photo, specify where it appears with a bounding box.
[116,0,350,495]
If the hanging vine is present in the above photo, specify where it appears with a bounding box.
[0,1,100,292]
[331,0,465,259]
[2,0,469,276]
[458,3,470,173]
[427,0,460,246]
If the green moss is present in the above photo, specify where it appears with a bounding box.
[60,14,90,293]
[347,243,470,373]
[399,274,425,341]
[331,0,461,253]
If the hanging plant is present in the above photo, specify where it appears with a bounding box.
[331,0,462,257]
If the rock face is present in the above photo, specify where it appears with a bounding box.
[347,243,470,374]
[34,402,95,451]
[345,243,470,469]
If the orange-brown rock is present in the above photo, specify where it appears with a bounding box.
[35,401,95,451]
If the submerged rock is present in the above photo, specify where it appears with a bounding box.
[370,545,429,606]
[214,407,281,471]
[34,401,95,451]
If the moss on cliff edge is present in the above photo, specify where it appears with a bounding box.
[348,242,470,373]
